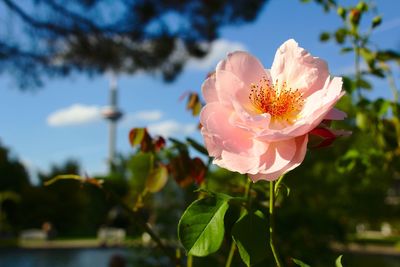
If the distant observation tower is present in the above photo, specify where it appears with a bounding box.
[102,74,123,172]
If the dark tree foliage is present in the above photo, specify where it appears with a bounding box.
[0,0,268,88]
[0,141,30,192]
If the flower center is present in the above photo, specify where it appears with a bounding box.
[249,77,304,123]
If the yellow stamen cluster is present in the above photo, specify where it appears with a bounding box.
[249,77,304,123]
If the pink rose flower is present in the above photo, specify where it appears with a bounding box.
[200,39,346,181]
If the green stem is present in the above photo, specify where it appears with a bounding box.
[269,180,283,267]
[187,254,193,267]
[352,35,363,101]
[225,242,236,267]
[225,178,252,267]
[274,174,285,196]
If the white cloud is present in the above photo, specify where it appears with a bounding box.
[121,109,163,127]
[188,39,247,70]
[147,120,197,137]
[128,109,163,121]
[47,104,102,127]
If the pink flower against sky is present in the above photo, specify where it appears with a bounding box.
[200,39,346,181]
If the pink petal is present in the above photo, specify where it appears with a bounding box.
[270,39,329,97]
[258,138,296,174]
[200,102,253,154]
[215,70,245,107]
[201,127,222,158]
[214,151,259,174]
[250,134,308,181]
[216,51,266,89]
[324,108,347,121]
[201,73,219,103]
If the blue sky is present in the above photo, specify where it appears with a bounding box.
[0,0,399,183]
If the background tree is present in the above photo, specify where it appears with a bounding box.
[0,0,268,89]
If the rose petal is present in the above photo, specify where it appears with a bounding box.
[200,102,253,154]
[258,138,296,174]
[324,108,347,121]
[271,39,329,97]
[215,70,245,107]
[214,151,259,174]
[201,73,219,103]
[217,51,266,89]
[250,134,308,181]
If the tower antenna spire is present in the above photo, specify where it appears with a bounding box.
[102,73,123,172]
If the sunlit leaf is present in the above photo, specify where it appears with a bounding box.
[356,112,369,130]
[146,165,168,193]
[129,128,146,147]
[129,152,154,191]
[337,6,346,19]
[178,195,230,256]
[356,1,368,12]
[335,255,344,267]
[372,16,382,28]
[293,258,311,267]
[186,92,203,116]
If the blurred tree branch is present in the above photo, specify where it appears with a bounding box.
[0,0,268,89]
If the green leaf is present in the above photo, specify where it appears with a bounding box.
[334,28,347,44]
[276,182,291,197]
[335,255,343,267]
[376,50,400,64]
[129,128,146,147]
[146,165,168,193]
[360,48,375,68]
[373,98,390,116]
[342,76,355,93]
[370,68,385,78]
[293,258,311,267]
[357,78,372,90]
[129,152,154,190]
[232,211,269,267]
[340,47,353,54]
[178,195,230,256]
[196,189,246,204]
[356,1,368,12]
[186,137,209,156]
[337,6,346,19]
[356,112,369,130]
[372,16,382,28]
[319,32,330,42]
